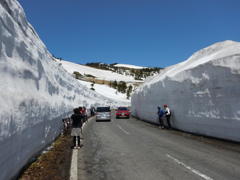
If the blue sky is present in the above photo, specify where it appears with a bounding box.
[18,0,240,68]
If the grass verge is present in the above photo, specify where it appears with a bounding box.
[19,132,72,180]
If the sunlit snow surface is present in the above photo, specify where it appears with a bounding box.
[0,0,127,179]
[78,80,129,102]
[114,63,147,69]
[132,40,240,142]
[61,60,140,82]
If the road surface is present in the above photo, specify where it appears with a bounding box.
[76,113,240,180]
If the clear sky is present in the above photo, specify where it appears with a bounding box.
[18,0,240,68]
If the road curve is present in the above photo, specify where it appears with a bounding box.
[77,113,240,180]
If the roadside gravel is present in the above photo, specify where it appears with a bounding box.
[19,131,72,180]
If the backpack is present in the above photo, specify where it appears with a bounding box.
[158,109,164,117]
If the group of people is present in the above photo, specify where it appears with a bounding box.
[157,104,171,129]
[67,105,170,149]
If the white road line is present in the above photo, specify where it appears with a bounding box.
[166,154,214,180]
[70,149,78,180]
[117,125,130,135]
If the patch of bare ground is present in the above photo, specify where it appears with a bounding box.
[19,131,72,180]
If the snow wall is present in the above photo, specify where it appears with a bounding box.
[0,0,127,179]
[131,40,240,142]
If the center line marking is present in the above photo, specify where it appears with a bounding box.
[166,154,214,180]
[117,125,130,135]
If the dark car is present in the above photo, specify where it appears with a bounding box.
[116,107,130,119]
[96,106,111,121]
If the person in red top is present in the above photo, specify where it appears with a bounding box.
[79,106,84,114]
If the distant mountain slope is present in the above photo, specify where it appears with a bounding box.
[60,60,139,82]
[113,63,147,69]
[78,80,129,102]
[61,61,162,82]
[59,60,162,101]
[58,59,137,101]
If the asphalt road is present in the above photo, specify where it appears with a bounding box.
[77,113,240,180]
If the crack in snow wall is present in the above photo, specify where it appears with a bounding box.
[131,42,240,142]
[0,0,126,179]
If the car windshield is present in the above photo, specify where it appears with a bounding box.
[97,107,110,112]
[118,107,128,111]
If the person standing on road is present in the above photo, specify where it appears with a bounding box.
[71,107,83,149]
[90,106,95,116]
[82,106,88,123]
[164,104,171,129]
[157,106,165,129]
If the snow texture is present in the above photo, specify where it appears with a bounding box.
[77,80,130,103]
[0,0,127,179]
[131,40,240,142]
[60,60,139,82]
[114,63,147,69]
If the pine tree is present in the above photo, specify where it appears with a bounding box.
[126,85,133,99]
[117,81,127,93]
[112,80,118,89]
[73,71,83,79]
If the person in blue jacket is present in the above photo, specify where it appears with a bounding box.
[157,106,165,129]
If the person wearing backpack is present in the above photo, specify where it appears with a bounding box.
[157,106,165,129]
[71,107,83,149]
[164,104,171,129]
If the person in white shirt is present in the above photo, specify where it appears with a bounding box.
[164,104,171,129]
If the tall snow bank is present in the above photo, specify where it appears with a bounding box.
[0,0,124,179]
[131,40,240,142]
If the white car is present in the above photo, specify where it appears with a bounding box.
[96,107,111,121]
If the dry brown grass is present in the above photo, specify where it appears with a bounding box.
[19,133,72,180]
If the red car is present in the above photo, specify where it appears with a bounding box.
[116,107,130,119]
